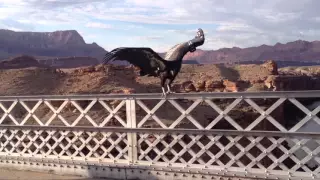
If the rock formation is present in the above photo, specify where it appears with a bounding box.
[0,55,48,69]
[0,29,107,60]
[183,40,320,65]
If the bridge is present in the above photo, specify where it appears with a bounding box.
[0,91,319,180]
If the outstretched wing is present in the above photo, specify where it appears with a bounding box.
[103,47,166,74]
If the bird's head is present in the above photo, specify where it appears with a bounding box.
[196,28,205,45]
[196,28,204,38]
[188,28,205,53]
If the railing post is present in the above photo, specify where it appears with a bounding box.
[126,99,137,165]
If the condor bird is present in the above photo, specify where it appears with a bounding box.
[103,28,205,96]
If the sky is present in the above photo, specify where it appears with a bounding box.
[0,0,320,52]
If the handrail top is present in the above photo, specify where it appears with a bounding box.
[0,90,319,100]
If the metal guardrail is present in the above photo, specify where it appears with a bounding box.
[0,91,319,180]
[0,90,319,100]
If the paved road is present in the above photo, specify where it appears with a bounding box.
[0,168,112,180]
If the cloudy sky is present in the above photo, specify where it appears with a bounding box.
[0,0,320,52]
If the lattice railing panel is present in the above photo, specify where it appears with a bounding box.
[135,98,244,130]
[0,99,128,127]
[0,95,319,132]
[0,129,129,163]
[136,132,320,176]
[0,92,319,179]
[135,97,320,133]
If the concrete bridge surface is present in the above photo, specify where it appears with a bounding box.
[0,168,112,180]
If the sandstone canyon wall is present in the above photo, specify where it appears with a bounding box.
[0,29,107,61]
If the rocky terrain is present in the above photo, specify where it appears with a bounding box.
[0,55,101,69]
[37,56,100,68]
[0,57,319,96]
[0,55,48,69]
[0,59,276,95]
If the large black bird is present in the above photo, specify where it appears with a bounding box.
[103,28,205,96]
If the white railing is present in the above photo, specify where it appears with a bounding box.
[0,91,319,180]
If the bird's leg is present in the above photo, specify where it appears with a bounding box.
[166,72,177,94]
[160,76,167,97]
[166,84,173,94]
[161,87,167,97]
